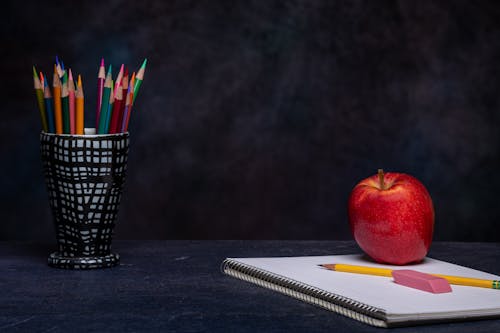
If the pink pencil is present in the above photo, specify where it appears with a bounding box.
[96,58,105,129]
[68,69,76,134]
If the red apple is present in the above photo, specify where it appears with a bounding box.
[348,170,434,265]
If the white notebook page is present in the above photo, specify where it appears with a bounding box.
[231,254,500,320]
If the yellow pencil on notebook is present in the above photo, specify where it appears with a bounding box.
[320,263,500,290]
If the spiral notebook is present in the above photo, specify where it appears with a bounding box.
[221,254,500,327]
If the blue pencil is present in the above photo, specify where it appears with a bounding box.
[43,78,56,133]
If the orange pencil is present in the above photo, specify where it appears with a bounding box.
[76,75,84,135]
[121,73,135,132]
[68,69,76,134]
[53,64,63,134]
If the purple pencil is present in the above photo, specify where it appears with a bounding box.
[96,58,106,129]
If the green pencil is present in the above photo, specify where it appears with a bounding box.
[61,71,70,133]
[104,82,114,134]
[33,66,48,132]
[133,58,147,103]
[97,65,113,134]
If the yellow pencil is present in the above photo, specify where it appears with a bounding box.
[76,75,84,135]
[320,263,500,290]
[33,66,48,132]
[53,64,63,134]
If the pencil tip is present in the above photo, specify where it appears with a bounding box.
[77,74,82,86]
[33,66,38,77]
[141,58,147,68]
[107,64,112,74]
[55,55,59,65]
[100,58,104,66]
[69,69,73,81]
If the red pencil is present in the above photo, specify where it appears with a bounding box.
[113,64,124,98]
[109,81,123,134]
[118,67,129,131]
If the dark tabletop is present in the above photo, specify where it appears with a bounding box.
[1,241,500,332]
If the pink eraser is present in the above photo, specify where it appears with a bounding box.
[392,269,452,293]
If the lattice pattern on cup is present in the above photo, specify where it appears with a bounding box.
[41,132,129,263]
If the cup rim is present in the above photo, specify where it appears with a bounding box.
[41,128,129,138]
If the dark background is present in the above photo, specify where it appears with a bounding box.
[1,1,499,241]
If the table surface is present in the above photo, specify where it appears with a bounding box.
[1,241,500,332]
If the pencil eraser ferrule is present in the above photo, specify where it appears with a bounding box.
[392,270,452,294]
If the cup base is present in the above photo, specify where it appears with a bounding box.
[48,252,120,269]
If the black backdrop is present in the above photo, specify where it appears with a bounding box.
[1,1,500,241]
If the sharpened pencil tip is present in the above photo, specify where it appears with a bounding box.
[107,65,112,75]
[100,58,105,67]
[33,66,38,78]
[141,58,147,68]
[55,55,60,66]
[320,264,336,270]
[68,69,73,82]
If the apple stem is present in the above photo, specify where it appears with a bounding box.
[378,169,386,190]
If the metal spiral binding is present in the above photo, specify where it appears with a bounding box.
[221,259,388,328]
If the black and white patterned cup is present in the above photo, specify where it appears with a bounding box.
[40,129,129,269]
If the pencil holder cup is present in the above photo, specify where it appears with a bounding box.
[40,130,129,269]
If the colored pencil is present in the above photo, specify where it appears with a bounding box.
[33,66,48,132]
[104,83,114,134]
[109,81,123,134]
[53,64,63,134]
[118,67,129,129]
[61,71,70,133]
[76,75,84,135]
[96,58,106,129]
[133,58,147,103]
[113,64,124,98]
[55,56,64,78]
[68,69,76,134]
[121,72,135,132]
[39,72,45,90]
[60,61,66,77]
[43,78,56,133]
[97,65,113,134]
[320,263,500,290]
